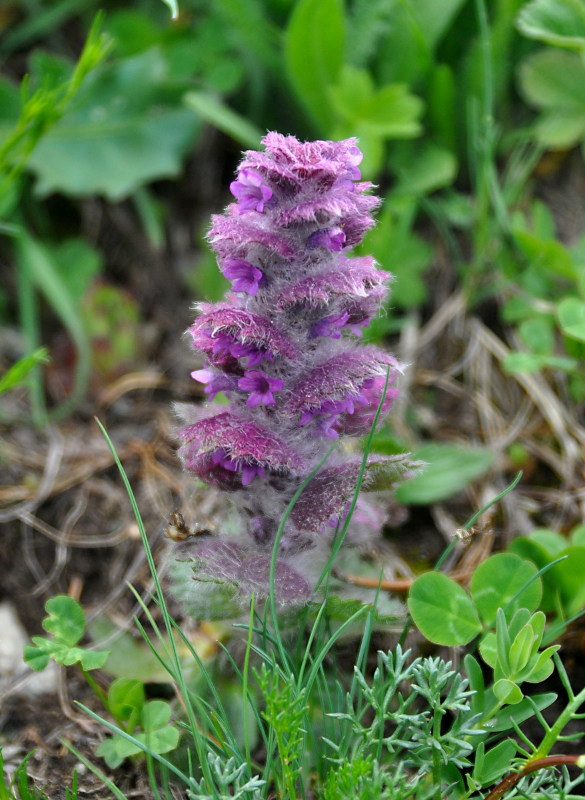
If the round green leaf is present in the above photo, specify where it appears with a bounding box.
[23,644,50,672]
[558,297,585,342]
[408,572,482,645]
[43,595,85,647]
[470,554,542,625]
[141,699,172,731]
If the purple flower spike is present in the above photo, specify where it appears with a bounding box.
[307,227,346,252]
[174,133,421,615]
[238,369,284,407]
[222,257,264,295]
[230,169,273,213]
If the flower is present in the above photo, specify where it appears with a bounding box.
[307,227,346,252]
[175,133,420,612]
[222,257,264,295]
[229,169,272,213]
[238,369,284,407]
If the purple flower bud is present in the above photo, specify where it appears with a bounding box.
[238,369,284,407]
[230,169,273,213]
[174,133,421,614]
[307,227,346,252]
[222,257,264,295]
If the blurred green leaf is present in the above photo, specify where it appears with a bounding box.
[0,347,50,395]
[392,143,457,197]
[27,49,200,200]
[518,49,585,147]
[285,0,345,131]
[558,296,585,340]
[394,443,494,504]
[107,678,145,729]
[408,572,482,645]
[503,352,578,373]
[517,0,585,48]
[185,92,262,148]
[49,237,103,303]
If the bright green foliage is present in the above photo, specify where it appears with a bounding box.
[0,348,50,396]
[408,552,543,646]
[23,595,110,672]
[96,693,180,769]
[284,0,345,131]
[479,608,560,704]
[517,0,585,48]
[256,664,308,800]
[407,572,482,646]
[394,443,494,505]
[509,524,585,627]
[0,747,59,800]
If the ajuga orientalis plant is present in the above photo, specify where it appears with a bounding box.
[172,133,418,616]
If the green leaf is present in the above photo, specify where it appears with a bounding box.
[284,0,345,131]
[407,572,482,646]
[392,143,457,197]
[473,739,517,786]
[519,49,585,108]
[107,679,145,729]
[518,50,585,147]
[571,524,585,545]
[394,443,494,504]
[517,0,585,48]
[509,624,536,674]
[549,546,585,613]
[503,352,578,374]
[95,736,126,769]
[0,347,50,395]
[412,0,469,51]
[558,297,585,341]
[43,595,85,646]
[28,49,200,200]
[526,645,560,682]
[184,92,263,149]
[494,678,523,705]
[518,317,555,355]
[470,553,542,624]
[464,654,484,716]
[49,238,103,304]
[479,632,497,668]
[530,528,567,554]
[487,692,557,732]
[23,643,50,671]
[141,699,172,731]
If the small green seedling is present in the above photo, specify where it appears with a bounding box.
[96,679,180,769]
[23,595,110,672]
[0,348,50,396]
[479,608,560,705]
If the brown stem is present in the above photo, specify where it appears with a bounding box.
[336,569,473,593]
[483,754,584,800]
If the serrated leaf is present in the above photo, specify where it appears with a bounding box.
[408,572,482,645]
[517,0,585,48]
[284,0,344,131]
[28,49,200,200]
[394,443,494,504]
[43,595,85,646]
[494,678,523,705]
[558,297,585,341]
[470,553,542,625]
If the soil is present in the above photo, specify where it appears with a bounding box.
[2,138,585,797]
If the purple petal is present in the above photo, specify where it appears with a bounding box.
[307,227,346,252]
[222,257,264,295]
[229,169,273,213]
